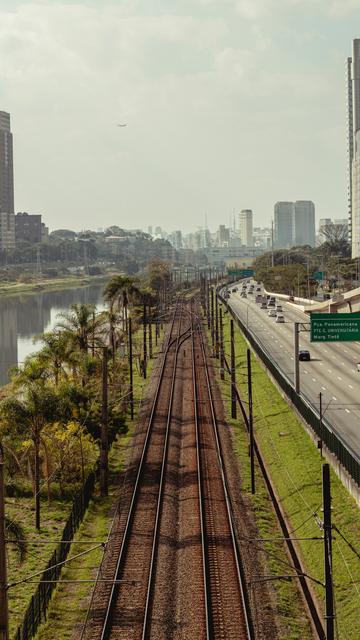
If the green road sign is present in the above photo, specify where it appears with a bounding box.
[312,271,325,281]
[227,268,255,278]
[310,312,360,342]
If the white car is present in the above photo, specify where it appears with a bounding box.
[268,309,277,317]
[276,314,285,323]
[276,305,283,313]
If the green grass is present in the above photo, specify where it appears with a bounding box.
[7,496,73,636]
[215,313,360,639]
[0,274,111,299]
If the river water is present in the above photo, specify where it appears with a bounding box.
[0,283,106,386]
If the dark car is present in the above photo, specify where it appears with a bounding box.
[299,350,310,361]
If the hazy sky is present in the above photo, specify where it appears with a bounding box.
[0,1,359,232]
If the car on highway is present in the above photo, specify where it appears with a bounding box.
[256,286,261,291]
[276,305,283,312]
[276,314,285,323]
[267,300,276,307]
[241,292,247,298]
[299,350,311,361]
[255,294,262,303]
[260,301,267,309]
[268,308,277,317]
[232,288,237,293]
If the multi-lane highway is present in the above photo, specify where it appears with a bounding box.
[227,281,360,458]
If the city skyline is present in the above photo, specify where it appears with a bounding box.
[0,2,358,232]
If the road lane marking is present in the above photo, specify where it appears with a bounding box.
[312,378,316,382]
[328,369,332,373]
[337,376,342,381]
[345,409,351,414]
[321,386,326,390]
[333,396,337,401]
[348,385,353,389]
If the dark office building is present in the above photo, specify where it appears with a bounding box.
[15,212,43,244]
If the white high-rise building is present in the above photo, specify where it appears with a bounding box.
[238,209,253,247]
[348,40,360,257]
[274,202,294,248]
[293,201,315,247]
[0,110,15,250]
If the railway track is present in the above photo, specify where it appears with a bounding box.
[81,298,253,640]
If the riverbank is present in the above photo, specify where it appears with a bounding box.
[0,273,113,299]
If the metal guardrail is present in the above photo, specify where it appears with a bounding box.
[218,292,360,488]
[14,471,96,640]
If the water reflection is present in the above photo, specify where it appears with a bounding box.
[0,284,106,385]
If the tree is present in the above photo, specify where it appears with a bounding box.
[56,304,104,355]
[104,275,139,339]
[0,383,59,529]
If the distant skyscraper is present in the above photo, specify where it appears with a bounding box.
[238,209,253,246]
[293,201,315,247]
[0,110,15,249]
[274,202,294,248]
[348,40,360,257]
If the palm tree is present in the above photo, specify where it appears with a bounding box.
[56,304,104,355]
[104,275,139,337]
[0,383,59,529]
[35,330,73,386]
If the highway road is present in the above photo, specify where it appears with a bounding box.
[226,281,360,458]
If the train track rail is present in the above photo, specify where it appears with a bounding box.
[81,298,254,640]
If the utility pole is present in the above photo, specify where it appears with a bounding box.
[247,349,255,494]
[207,281,210,330]
[143,302,147,379]
[215,292,219,359]
[271,220,274,267]
[322,464,334,640]
[294,322,300,394]
[318,392,323,458]
[220,307,225,381]
[148,304,153,359]
[230,319,237,419]
[210,287,215,355]
[0,444,9,640]
[100,347,108,497]
[129,318,134,421]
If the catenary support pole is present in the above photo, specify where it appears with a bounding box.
[247,348,255,494]
[143,302,147,379]
[0,444,9,640]
[220,307,225,381]
[148,304,153,359]
[129,318,134,421]
[319,392,323,458]
[215,291,219,359]
[230,319,237,419]
[294,322,300,394]
[322,464,334,640]
[210,287,215,354]
[100,347,108,497]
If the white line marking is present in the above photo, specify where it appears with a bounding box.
[348,384,353,389]
[337,376,342,381]
[328,369,332,373]
[333,396,337,401]
[345,408,351,414]
[312,378,316,382]
[321,386,326,390]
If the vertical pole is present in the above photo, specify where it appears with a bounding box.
[210,287,215,354]
[230,319,237,419]
[319,392,323,458]
[220,308,225,381]
[322,464,334,640]
[215,292,219,359]
[294,322,300,394]
[247,349,255,494]
[207,282,210,330]
[129,318,134,421]
[148,304,153,359]
[100,347,108,497]
[0,444,9,640]
[143,302,147,379]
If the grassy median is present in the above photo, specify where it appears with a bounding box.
[215,310,360,640]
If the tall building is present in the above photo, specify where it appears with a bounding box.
[15,212,43,244]
[348,40,360,257]
[238,209,253,247]
[274,202,294,248]
[293,201,315,247]
[0,110,15,250]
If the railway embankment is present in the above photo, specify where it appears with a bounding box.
[213,308,360,640]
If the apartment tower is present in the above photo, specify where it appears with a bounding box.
[238,209,253,247]
[348,40,360,258]
[274,202,293,248]
[0,110,15,250]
